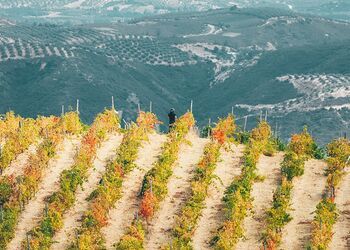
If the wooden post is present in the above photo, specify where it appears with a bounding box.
[190,100,193,113]
[149,101,153,113]
[208,118,211,138]
[244,116,248,132]
[76,99,80,114]
[61,105,65,117]
[112,96,115,110]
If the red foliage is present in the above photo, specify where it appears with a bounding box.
[82,129,98,155]
[212,130,226,145]
[140,191,157,221]
[113,163,124,177]
[212,115,235,145]
[91,200,108,227]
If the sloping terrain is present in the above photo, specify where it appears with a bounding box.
[192,144,244,250]
[236,153,284,249]
[7,138,80,250]
[0,8,349,143]
[329,167,350,249]
[280,160,327,249]
[144,133,208,249]
[102,133,167,248]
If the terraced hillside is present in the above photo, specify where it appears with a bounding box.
[1,110,350,250]
[0,7,350,144]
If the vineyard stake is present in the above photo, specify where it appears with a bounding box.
[19,120,23,131]
[208,118,211,138]
[275,122,278,137]
[61,105,65,117]
[76,99,80,114]
[112,96,115,110]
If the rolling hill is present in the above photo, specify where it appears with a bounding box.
[0,7,349,143]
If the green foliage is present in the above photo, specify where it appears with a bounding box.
[236,131,250,145]
[115,221,145,250]
[281,152,305,181]
[0,178,13,204]
[312,143,326,160]
[200,125,212,138]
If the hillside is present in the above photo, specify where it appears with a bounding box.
[0,7,349,143]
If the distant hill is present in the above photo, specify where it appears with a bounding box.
[0,0,349,23]
[0,7,349,143]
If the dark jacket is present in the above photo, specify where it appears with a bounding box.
[168,111,177,125]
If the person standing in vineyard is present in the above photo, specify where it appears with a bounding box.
[168,108,177,132]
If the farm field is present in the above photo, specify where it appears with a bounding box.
[0,110,350,250]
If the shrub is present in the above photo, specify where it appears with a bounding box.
[281,152,305,181]
[289,127,314,156]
